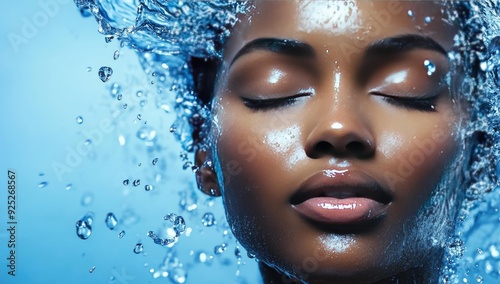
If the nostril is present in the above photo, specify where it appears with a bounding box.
[314,141,334,155]
[346,141,372,157]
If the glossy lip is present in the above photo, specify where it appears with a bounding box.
[290,169,392,226]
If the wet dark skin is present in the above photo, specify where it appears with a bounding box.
[196,1,464,283]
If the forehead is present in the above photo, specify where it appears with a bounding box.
[224,0,457,61]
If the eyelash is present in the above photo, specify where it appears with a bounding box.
[242,93,311,111]
[242,92,438,112]
[372,92,438,112]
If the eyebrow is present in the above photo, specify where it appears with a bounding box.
[364,34,448,57]
[230,38,315,66]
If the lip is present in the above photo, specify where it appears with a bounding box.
[290,169,392,226]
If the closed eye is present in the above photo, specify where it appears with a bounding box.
[371,92,438,112]
[242,92,312,111]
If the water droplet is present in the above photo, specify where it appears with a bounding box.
[89,266,96,273]
[38,181,48,188]
[123,104,128,109]
[117,94,122,100]
[134,243,143,254]
[475,275,483,283]
[197,252,208,263]
[118,230,125,238]
[214,243,227,255]
[424,60,436,76]
[182,162,192,170]
[137,114,142,120]
[123,179,129,186]
[136,126,157,142]
[145,185,153,191]
[76,116,83,124]
[113,50,120,60]
[86,67,92,72]
[118,135,126,146]
[105,212,118,230]
[136,91,143,97]
[247,252,256,259]
[424,16,432,24]
[81,192,93,206]
[174,216,186,234]
[152,158,159,165]
[169,126,176,133]
[235,247,241,258]
[407,10,414,18]
[151,72,156,77]
[133,179,141,187]
[201,213,216,227]
[170,267,187,284]
[76,219,92,240]
[98,66,113,82]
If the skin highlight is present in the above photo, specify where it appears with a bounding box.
[196,1,467,283]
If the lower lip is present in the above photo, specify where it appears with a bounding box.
[293,197,387,225]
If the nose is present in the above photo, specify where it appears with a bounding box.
[304,102,375,159]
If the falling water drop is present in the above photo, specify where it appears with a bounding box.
[424,16,432,24]
[76,116,83,124]
[424,60,436,76]
[174,216,186,234]
[407,9,414,18]
[133,179,141,187]
[81,192,93,206]
[117,94,122,100]
[136,126,157,142]
[118,230,125,238]
[113,50,120,60]
[152,158,159,165]
[86,67,92,72]
[65,184,72,190]
[134,243,144,254]
[105,212,118,230]
[98,66,113,82]
[145,185,153,191]
[89,266,96,273]
[201,212,216,227]
[76,219,92,240]
[38,181,48,188]
[123,179,129,186]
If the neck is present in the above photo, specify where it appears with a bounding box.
[258,261,441,284]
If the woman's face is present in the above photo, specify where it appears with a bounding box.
[209,1,462,282]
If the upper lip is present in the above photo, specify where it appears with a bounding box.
[289,169,393,205]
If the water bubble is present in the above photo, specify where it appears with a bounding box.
[89,266,96,273]
[65,184,72,191]
[113,50,120,60]
[133,179,141,187]
[123,179,129,186]
[118,230,125,239]
[424,60,436,76]
[76,219,92,240]
[86,67,92,72]
[117,94,122,100]
[81,192,93,206]
[134,243,143,254]
[98,66,113,82]
[152,158,159,165]
[201,213,216,227]
[145,185,153,191]
[38,181,48,188]
[105,212,118,230]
